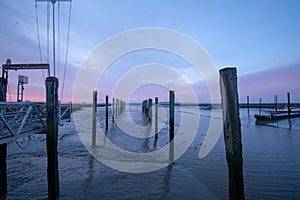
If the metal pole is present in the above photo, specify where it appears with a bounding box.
[52,1,56,77]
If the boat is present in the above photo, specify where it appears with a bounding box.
[254,111,300,121]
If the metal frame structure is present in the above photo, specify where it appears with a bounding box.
[0,102,46,144]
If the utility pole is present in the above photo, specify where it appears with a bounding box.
[36,0,72,77]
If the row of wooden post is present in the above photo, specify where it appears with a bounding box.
[92,91,125,147]
[142,98,152,122]
[141,91,175,163]
[112,97,125,123]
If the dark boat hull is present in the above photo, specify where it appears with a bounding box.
[254,111,300,121]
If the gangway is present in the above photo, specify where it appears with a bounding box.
[0,102,46,144]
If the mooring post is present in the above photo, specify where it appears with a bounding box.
[247,96,249,117]
[287,92,291,130]
[116,99,118,118]
[45,77,60,199]
[0,77,7,198]
[259,98,262,116]
[112,98,115,123]
[92,91,97,147]
[105,95,109,131]
[155,97,158,140]
[169,91,175,163]
[149,98,152,122]
[220,68,245,200]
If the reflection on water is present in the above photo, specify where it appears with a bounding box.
[4,105,300,199]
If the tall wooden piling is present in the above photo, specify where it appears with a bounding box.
[105,95,109,131]
[92,91,97,147]
[0,77,7,198]
[247,96,249,117]
[149,98,152,122]
[259,98,262,116]
[45,77,60,199]
[112,98,115,122]
[287,92,291,130]
[169,91,175,163]
[155,97,158,140]
[219,68,245,200]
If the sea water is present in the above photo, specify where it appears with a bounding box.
[5,105,300,199]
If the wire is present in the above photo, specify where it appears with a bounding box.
[52,2,56,77]
[58,0,60,79]
[47,1,50,77]
[35,1,45,80]
[60,1,72,102]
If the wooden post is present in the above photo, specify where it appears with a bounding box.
[247,96,249,117]
[169,91,175,163]
[149,98,152,122]
[155,97,158,140]
[274,95,278,113]
[220,68,245,200]
[112,98,115,123]
[287,92,291,130]
[105,95,109,131]
[92,91,97,147]
[0,77,7,198]
[45,76,60,199]
[259,98,262,116]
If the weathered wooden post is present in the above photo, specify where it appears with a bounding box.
[287,92,291,130]
[105,95,109,131]
[149,98,152,122]
[259,98,262,116]
[220,67,245,200]
[0,77,7,198]
[92,91,97,147]
[247,96,249,117]
[169,91,175,163]
[274,95,278,113]
[155,97,158,140]
[45,76,60,199]
[112,98,115,123]
[116,99,119,118]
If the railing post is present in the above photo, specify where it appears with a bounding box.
[92,91,97,147]
[45,76,59,199]
[219,67,245,200]
[155,97,158,140]
[169,91,175,163]
[0,77,7,198]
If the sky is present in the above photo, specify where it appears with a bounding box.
[0,0,299,103]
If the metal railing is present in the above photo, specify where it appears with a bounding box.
[0,102,46,144]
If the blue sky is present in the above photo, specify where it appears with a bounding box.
[0,0,299,103]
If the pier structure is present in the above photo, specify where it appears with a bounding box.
[0,62,71,199]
